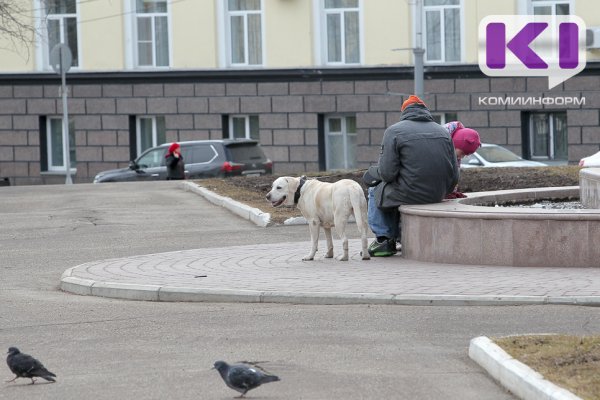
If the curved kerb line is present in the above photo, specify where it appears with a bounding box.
[58,277,600,306]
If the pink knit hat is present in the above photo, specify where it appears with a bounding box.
[452,128,481,155]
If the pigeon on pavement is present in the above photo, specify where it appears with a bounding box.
[6,347,56,384]
[213,360,280,398]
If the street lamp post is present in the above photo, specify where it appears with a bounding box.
[413,0,425,98]
[391,0,425,98]
[50,44,73,185]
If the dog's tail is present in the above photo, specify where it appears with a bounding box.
[350,187,369,234]
[351,189,371,259]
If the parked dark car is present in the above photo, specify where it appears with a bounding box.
[93,139,272,183]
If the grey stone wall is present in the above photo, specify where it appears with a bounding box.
[0,70,599,185]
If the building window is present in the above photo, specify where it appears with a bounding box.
[45,0,79,68]
[325,115,356,170]
[530,0,571,15]
[229,115,259,140]
[135,0,169,67]
[323,0,360,64]
[227,0,263,66]
[529,112,567,161]
[423,0,461,63]
[431,112,458,125]
[46,117,76,172]
[136,116,166,156]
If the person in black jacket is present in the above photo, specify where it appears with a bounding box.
[165,142,185,180]
[365,95,459,257]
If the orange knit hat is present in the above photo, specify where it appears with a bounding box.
[401,95,427,111]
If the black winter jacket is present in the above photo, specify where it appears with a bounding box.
[166,154,185,180]
[373,104,459,209]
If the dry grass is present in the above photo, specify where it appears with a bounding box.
[494,335,600,400]
[195,166,582,225]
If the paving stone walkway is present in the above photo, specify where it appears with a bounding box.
[61,239,600,305]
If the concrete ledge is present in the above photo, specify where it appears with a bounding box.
[580,168,600,209]
[260,291,394,305]
[60,276,95,296]
[158,287,263,303]
[401,186,600,268]
[469,336,582,400]
[90,282,161,301]
[59,274,600,306]
[391,295,547,306]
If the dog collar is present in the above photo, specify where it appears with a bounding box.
[294,176,307,204]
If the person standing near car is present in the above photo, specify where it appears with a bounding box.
[364,95,459,257]
[166,142,185,180]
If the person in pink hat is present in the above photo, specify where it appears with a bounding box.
[444,121,481,198]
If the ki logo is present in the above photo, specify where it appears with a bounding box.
[479,15,586,89]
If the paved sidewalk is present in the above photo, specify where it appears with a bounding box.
[52,183,595,400]
[61,239,600,305]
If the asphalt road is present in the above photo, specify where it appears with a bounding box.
[1,182,598,400]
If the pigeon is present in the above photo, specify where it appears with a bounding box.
[213,360,280,398]
[6,347,56,384]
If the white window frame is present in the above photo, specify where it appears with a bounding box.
[528,112,568,161]
[130,0,171,68]
[34,0,81,71]
[320,0,363,66]
[431,112,458,125]
[225,0,264,67]
[228,115,259,140]
[136,116,165,156]
[528,0,573,15]
[325,115,357,171]
[46,117,76,173]
[524,0,573,66]
[421,0,464,64]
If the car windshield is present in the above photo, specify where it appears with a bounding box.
[136,148,165,168]
[477,146,522,163]
[226,144,266,163]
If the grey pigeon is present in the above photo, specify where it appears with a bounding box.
[6,347,56,384]
[213,360,280,398]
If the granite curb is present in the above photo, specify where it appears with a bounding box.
[181,180,310,226]
[60,265,600,306]
[469,336,583,400]
[181,181,273,227]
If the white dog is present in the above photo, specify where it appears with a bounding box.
[266,176,370,261]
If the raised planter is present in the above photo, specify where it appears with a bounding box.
[401,187,600,267]
[580,168,600,209]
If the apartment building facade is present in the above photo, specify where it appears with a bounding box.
[0,0,599,185]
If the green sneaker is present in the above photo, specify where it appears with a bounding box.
[368,238,397,257]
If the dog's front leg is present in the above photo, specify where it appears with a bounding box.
[303,220,320,261]
[323,227,334,258]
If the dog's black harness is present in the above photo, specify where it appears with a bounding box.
[294,176,307,204]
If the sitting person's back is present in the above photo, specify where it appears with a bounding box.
[374,103,459,207]
[366,95,459,257]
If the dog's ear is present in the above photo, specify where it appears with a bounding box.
[286,176,300,194]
